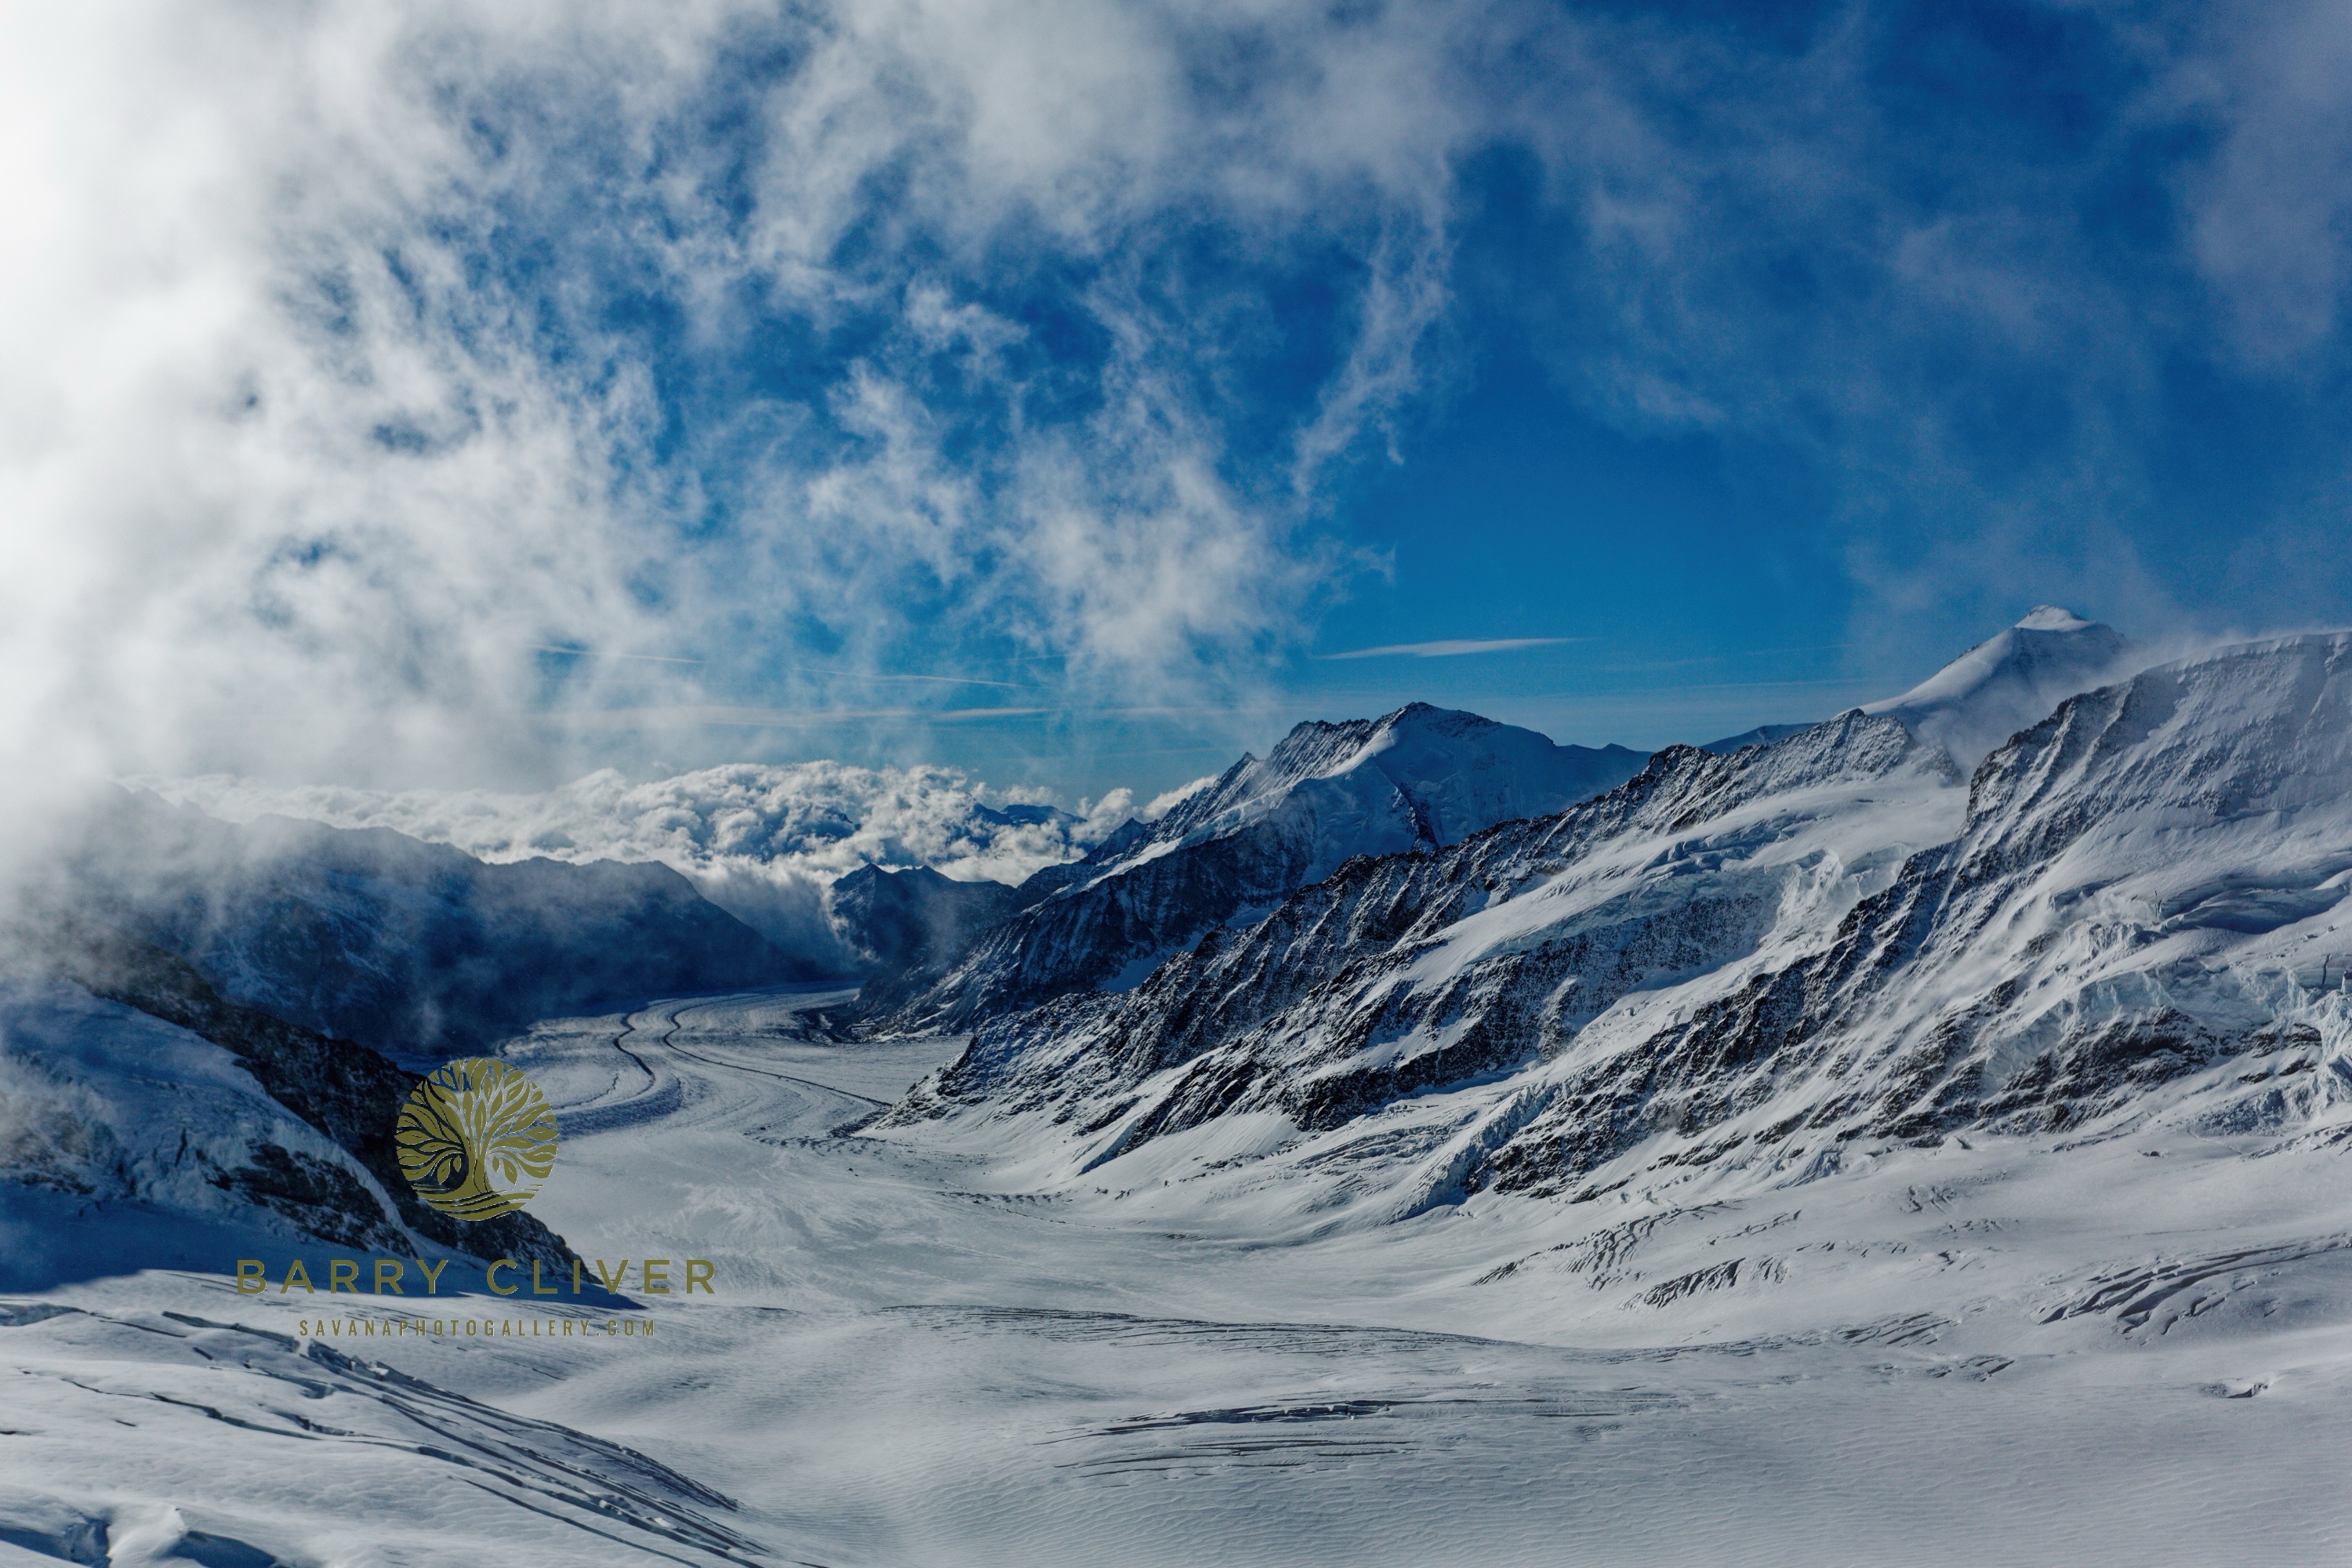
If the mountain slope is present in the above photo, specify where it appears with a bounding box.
[879,633,2352,1232]
[831,864,1020,1011]
[871,704,1647,1029]
[881,711,1960,1152]
[48,790,809,1056]
[1487,629,2352,1184]
[0,920,575,1283]
[1864,605,2138,768]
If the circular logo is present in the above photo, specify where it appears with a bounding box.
[394,1058,558,1221]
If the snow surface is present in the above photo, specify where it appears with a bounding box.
[5,967,2352,1563]
[7,630,2352,1563]
[0,978,419,1285]
[1863,605,2139,768]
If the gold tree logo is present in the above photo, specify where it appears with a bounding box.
[394,1058,558,1221]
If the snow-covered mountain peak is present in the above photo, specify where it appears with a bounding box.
[2014,604,2096,632]
[1959,630,2352,898]
[872,704,1650,1027]
[1145,702,1641,858]
[1864,605,2139,768]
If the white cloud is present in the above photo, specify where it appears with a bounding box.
[2169,5,2352,365]
[137,763,1136,960]
[3,0,2347,873]
[1139,773,1218,822]
[0,0,1485,829]
[1321,638,1577,659]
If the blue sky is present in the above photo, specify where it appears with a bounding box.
[13,2,2352,804]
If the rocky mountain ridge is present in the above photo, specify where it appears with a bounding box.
[881,710,1960,1150]
[866,703,1648,1029]
[1,918,577,1278]
[877,627,2352,1230]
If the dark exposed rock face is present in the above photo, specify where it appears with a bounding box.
[54,789,811,1056]
[27,918,574,1270]
[212,1142,412,1254]
[832,866,1019,1012]
[876,703,1647,1029]
[884,712,1953,1155]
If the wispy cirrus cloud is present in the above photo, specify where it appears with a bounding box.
[1320,637,1581,660]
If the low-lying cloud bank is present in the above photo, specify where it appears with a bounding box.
[139,765,1135,964]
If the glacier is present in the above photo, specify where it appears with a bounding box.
[4,610,2352,1563]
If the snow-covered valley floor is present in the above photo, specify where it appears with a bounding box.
[6,985,2352,1566]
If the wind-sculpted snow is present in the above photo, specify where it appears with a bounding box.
[1864,605,2140,769]
[878,704,1648,1028]
[0,1305,757,1565]
[886,635,2352,1231]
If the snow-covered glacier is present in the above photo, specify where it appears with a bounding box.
[7,611,2352,1565]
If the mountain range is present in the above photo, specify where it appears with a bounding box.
[32,791,811,1057]
[879,612,2352,1221]
[862,704,1649,1025]
[24,608,2162,1074]
[8,604,2350,1564]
